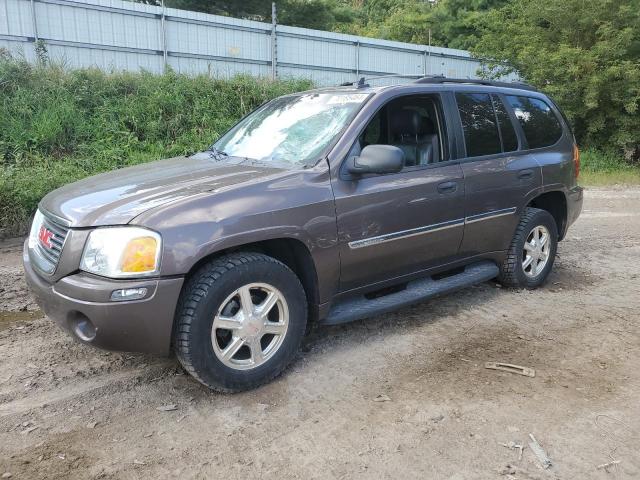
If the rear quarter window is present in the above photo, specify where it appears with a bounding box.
[505,95,563,149]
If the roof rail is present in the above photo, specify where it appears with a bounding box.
[338,75,538,92]
[339,74,425,88]
[414,75,538,92]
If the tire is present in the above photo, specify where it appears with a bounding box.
[173,252,307,392]
[498,207,558,289]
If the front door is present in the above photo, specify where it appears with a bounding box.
[332,94,465,293]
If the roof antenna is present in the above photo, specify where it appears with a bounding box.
[340,77,369,88]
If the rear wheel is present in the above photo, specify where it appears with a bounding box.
[174,253,307,392]
[498,207,558,289]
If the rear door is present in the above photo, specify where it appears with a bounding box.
[454,91,542,256]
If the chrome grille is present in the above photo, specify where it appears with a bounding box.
[30,212,69,274]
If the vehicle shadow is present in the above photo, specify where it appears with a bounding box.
[301,281,504,358]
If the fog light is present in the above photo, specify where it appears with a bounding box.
[110,287,147,302]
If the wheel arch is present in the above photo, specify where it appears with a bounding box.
[183,237,321,323]
[527,190,568,240]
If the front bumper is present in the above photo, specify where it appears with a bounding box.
[23,241,184,355]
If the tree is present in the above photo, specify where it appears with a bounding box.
[161,0,271,19]
[279,0,356,30]
[428,0,509,50]
[474,0,640,162]
[337,0,508,49]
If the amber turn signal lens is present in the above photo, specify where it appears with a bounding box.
[573,144,580,179]
[120,236,158,273]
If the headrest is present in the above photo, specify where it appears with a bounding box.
[420,117,436,135]
[390,109,422,137]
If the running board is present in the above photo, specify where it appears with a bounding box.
[323,261,499,326]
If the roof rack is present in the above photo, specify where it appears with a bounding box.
[413,75,538,91]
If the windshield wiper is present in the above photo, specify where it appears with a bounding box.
[207,146,229,160]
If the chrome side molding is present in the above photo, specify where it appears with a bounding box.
[348,207,517,249]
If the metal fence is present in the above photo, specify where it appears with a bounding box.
[0,0,513,86]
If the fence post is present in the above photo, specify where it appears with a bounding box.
[354,40,360,80]
[161,0,168,71]
[428,28,432,75]
[30,0,38,41]
[271,2,277,79]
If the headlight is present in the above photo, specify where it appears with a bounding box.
[80,227,162,278]
[28,210,45,249]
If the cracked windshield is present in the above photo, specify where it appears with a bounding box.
[211,92,369,168]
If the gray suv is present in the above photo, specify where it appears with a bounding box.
[23,77,583,391]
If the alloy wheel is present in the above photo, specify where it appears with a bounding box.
[522,225,551,278]
[211,283,289,370]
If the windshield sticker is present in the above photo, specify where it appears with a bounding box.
[327,94,369,105]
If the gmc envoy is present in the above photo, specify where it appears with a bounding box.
[24,76,583,391]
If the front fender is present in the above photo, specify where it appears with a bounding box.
[132,167,341,303]
[174,225,318,273]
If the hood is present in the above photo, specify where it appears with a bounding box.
[40,154,287,227]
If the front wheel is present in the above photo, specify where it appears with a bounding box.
[173,253,307,392]
[498,207,558,289]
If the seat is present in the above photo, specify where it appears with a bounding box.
[419,117,440,165]
[390,110,438,166]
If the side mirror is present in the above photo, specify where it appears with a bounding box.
[346,145,404,176]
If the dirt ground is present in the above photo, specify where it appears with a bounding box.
[1,187,639,480]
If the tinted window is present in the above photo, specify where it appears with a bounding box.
[492,95,518,152]
[505,96,563,149]
[456,93,501,157]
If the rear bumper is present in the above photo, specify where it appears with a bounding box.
[564,185,584,237]
[23,241,183,355]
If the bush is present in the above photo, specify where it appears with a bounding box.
[0,55,312,236]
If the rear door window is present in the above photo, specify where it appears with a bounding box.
[492,95,518,152]
[455,93,501,158]
[505,96,563,149]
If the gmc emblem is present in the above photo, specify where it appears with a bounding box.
[38,225,55,249]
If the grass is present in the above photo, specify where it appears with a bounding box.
[579,149,640,186]
[0,54,312,237]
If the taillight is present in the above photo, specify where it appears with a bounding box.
[573,144,580,179]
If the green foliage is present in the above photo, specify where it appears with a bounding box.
[473,0,640,163]
[581,149,640,174]
[334,0,506,49]
[579,149,640,185]
[280,0,356,30]
[427,0,509,50]
[0,55,312,236]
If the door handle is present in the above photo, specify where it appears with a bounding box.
[518,169,534,180]
[437,181,458,194]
